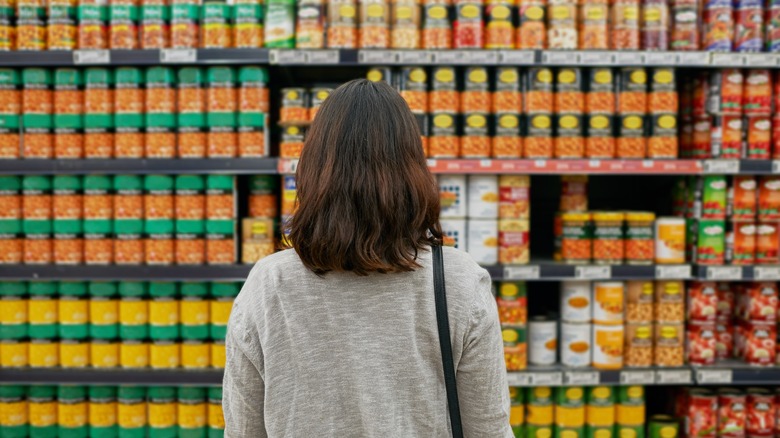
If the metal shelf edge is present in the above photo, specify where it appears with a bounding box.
[0,158,279,175]
[0,368,223,385]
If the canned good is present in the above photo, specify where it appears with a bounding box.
[592,282,624,325]
[499,219,530,264]
[499,175,530,219]
[686,389,717,438]
[592,212,625,265]
[440,219,466,250]
[716,320,734,360]
[503,325,528,371]
[688,321,717,365]
[687,281,718,322]
[561,212,592,264]
[696,218,726,265]
[529,316,557,366]
[509,387,525,437]
[746,388,775,436]
[625,212,655,265]
[527,387,554,426]
[561,322,591,367]
[655,217,686,264]
[561,281,592,323]
[717,388,746,438]
[656,281,685,323]
[655,323,685,367]
[648,416,679,438]
[592,323,623,370]
[467,175,498,219]
[626,281,654,323]
[624,323,653,367]
[438,175,467,219]
[743,321,776,366]
[466,219,498,265]
[616,386,645,438]
[497,282,528,325]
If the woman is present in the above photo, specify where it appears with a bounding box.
[223,79,511,437]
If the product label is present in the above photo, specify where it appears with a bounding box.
[89,402,117,427]
[149,300,178,326]
[28,299,57,324]
[210,299,233,325]
[59,402,88,428]
[0,401,27,426]
[0,298,26,325]
[120,299,148,325]
[118,402,146,428]
[90,300,118,325]
[180,300,209,325]
[29,402,57,427]
[59,299,88,325]
[179,403,207,429]
[148,403,176,428]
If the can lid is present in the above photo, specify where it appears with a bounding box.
[625,211,656,222]
[206,67,235,85]
[22,68,52,86]
[54,68,83,87]
[145,66,175,85]
[561,212,591,221]
[592,211,624,222]
[59,281,88,296]
[175,175,205,192]
[177,67,203,86]
[210,282,239,298]
[28,281,57,296]
[22,175,52,192]
[207,386,222,400]
[144,175,174,192]
[114,175,143,191]
[114,67,143,85]
[0,385,25,398]
[0,282,26,296]
[89,282,117,297]
[28,385,56,398]
[178,386,206,401]
[83,175,113,192]
[88,385,117,399]
[248,175,276,193]
[0,69,19,86]
[149,282,177,298]
[181,282,208,297]
[206,175,234,191]
[238,66,268,85]
[118,282,147,297]
[148,386,177,400]
[0,176,21,191]
[84,67,113,86]
[118,386,146,400]
[58,385,87,400]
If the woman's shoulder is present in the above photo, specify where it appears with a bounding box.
[440,245,489,280]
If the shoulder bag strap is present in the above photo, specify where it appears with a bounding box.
[432,244,464,438]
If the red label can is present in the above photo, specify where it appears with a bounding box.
[756,222,780,264]
[718,388,747,438]
[687,389,718,438]
[717,282,735,319]
[743,321,777,366]
[688,321,717,365]
[745,282,779,322]
[747,389,776,436]
[688,281,719,322]
[743,70,772,115]
[746,116,771,160]
[716,320,734,359]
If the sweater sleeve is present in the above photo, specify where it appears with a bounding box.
[456,270,514,438]
[222,280,268,438]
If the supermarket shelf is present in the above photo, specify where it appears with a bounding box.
[0,265,252,281]
[500,366,695,386]
[0,368,223,385]
[491,264,693,281]
[694,265,780,281]
[0,49,270,67]
[0,158,279,175]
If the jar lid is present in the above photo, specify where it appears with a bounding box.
[118,386,146,401]
[149,282,177,298]
[0,282,26,296]
[181,282,208,297]
[207,386,222,401]
[625,211,656,222]
[210,282,239,298]
[89,282,117,297]
[561,212,591,221]
[28,281,57,296]
[28,385,56,399]
[59,281,87,297]
[0,385,25,398]
[118,282,147,297]
[147,386,176,400]
[592,212,624,222]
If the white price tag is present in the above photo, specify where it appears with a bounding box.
[479,159,493,168]
[656,369,692,384]
[743,53,780,67]
[270,50,308,64]
[542,51,581,65]
[703,159,740,174]
[358,50,398,64]
[712,53,745,66]
[564,371,600,385]
[580,51,615,65]
[426,159,437,168]
[696,369,733,384]
[507,373,531,386]
[645,52,674,65]
[73,49,110,65]
[431,50,462,64]
[678,52,710,65]
[504,266,541,280]
[280,159,298,174]
[656,265,692,279]
[499,50,536,65]
[398,50,431,64]
[754,266,780,280]
[307,50,340,64]
[615,52,645,65]
[464,51,498,64]
[575,266,611,279]
[528,372,563,386]
[772,160,780,174]
[706,266,743,280]
[620,370,655,385]
[160,48,196,63]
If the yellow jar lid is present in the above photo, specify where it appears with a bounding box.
[625,211,656,222]
[592,211,625,221]
[561,212,591,221]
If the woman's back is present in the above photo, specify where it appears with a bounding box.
[223,246,511,438]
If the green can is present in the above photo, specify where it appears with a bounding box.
[28,385,57,438]
[117,386,146,438]
[181,282,209,341]
[509,387,525,438]
[178,387,207,438]
[696,219,726,264]
[148,387,177,438]
[88,386,117,438]
[58,386,88,438]
[555,387,585,438]
[59,282,88,340]
[210,282,238,341]
[118,282,148,340]
[648,415,679,438]
[701,176,727,219]
[149,282,179,340]
[586,387,615,438]
[526,387,554,427]
[616,386,645,438]
[207,387,224,438]
[0,282,27,339]
[89,282,119,340]
[0,385,28,438]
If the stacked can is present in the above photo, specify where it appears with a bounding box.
[438,174,467,250]
[144,175,174,266]
[0,282,26,368]
[237,66,268,157]
[498,281,528,371]
[90,282,119,369]
[498,175,530,264]
[616,68,647,158]
[175,175,206,265]
[177,67,206,158]
[31,282,59,368]
[149,282,179,370]
[205,175,236,265]
[466,175,499,264]
[560,281,592,368]
[53,68,83,159]
[624,281,654,367]
[509,387,525,437]
[181,282,211,369]
[616,386,645,438]
[554,68,584,158]
[144,67,176,158]
[428,67,457,158]
[728,176,780,264]
[205,67,237,158]
[0,69,19,158]
[114,175,143,265]
[22,176,52,265]
[359,0,390,48]
[0,176,21,264]
[555,387,585,438]
[492,67,523,158]
[59,282,89,369]
[587,387,616,438]
[114,67,144,158]
[647,68,678,158]
[592,281,625,369]
[686,282,718,366]
[119,282,149,369]
[526,387,554,438]
[461,67,491,158]
[529,315,557,366]
[585,68,615,158]
[242,175,277,264]
[524,67,553,158]
[22,68,53,159]
[734,282,778,366]
[654,280,685,367]
[279,87,307,159]
[53,175,83,265]
[83,68,113,158]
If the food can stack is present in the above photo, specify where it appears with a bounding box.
[498,281,528,371]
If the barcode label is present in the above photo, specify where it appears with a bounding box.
[73,50,110,65]
[499,50,536,65]
[160,49,196,63]
[703,159,740,174]
[358,50,398,64]
[506,373,531,386]
[696,369,732,384]
[504,266,541,280]
[564,371,599,385]
[754,266,780,280]
[620,371,655,385]
[656,369,692,384]
[707,266,743,280]
[528,372,563,386]
[575,266,611,279]
[656,265,692,279]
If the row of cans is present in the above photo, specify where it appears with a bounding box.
[676,387,780,438]
[672,176,780,222]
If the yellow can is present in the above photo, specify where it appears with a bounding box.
[120,341,149,368]
[181,341,210,369]
[654,217,685,264]
[29,340,59,367]
[0,341,28,367]
[150,342,181,369]
[60,340,89,368]
[211,341,226,368]
[91,341,120,369]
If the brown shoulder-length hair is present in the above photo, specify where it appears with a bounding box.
[288,79,442,275]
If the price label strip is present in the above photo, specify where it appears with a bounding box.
[498,50,536,65]
[656,369,692,384]
[706,266,743,280]
[620,370,655,385]
[73,50,110,65]
[656,265,692,279]
[575,266,611,279]
[703,159,740,174]
[754,266,780,280]
[270,50,308,64]
[696,369,733,384]
[542,51,581,65]
[580,51,615,65]
[160,48,197,63]
[307,50,340,64]
[398,50,432,64]
[279,159,299,174]
[563,371,600,385]
[506,372,531,386]
[678,52,710,65]
[712,53,745,66]
[615,52,645,65]
[772,160,780,174]
[528,372,563,386]
[743,53,780,67]
[504,266,541,280]
[645,52,675,66]
[358,50,399,64]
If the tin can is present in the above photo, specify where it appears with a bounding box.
[746,388,775,435]
[592,323,624,369]
[592,282,624,325]
[624,322,653,367]
[556,387,586,438]
[503,325,528,371]
[732,176,758,220]
[616,386,645,437]
[466,219,498,265]
[510,387,525,437]
[518,2,546,49]
[586,386,615,438]
[688,281,718,322]
[708,70,743,114]
[498,282,528,325]
[755,222,779,264]
[626,281,654,323]
[758,176,780,220]
[743,70,772,115]
[655,322,685,366]
[742,282,778,322]
[468,175,498,219]
[703,0,733,51]
[717,388,746,438]
[688,321,717,365]
[529,317,557,366]
[561,281,592,323]
[743,321,776,366]
[655,217,685,264]
[527,387,554,431]
[734,4,763,52]
[686,389,717,438]
[499,219,530,264]
[499,175,530,219]
[438,175,467,219]
[440,219,466,250]
[561,321,592,367]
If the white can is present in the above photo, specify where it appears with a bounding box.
[654,217,686,264]
[466,219,498,265]
[592,281,625,325]
[439,175,468,218]
[467,175,498,219]
[561,281,592,323]
[440,219,467,250]
[592,323,624,370]
[528,317,557,366]
[561,322,592,367]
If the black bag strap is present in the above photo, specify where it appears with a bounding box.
[432,244,464,438]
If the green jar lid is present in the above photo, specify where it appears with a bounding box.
[54,68,83,87]
[176,220,205,235]
[206,220,233,235]
[84,68,113,86]
[207,386,222,401]
[178,386,206,401]
[118,282,147,297]
[29,281,57,296]
[0,176,21,191]
[118,386,146,401]
[248,175,276,193]
[175,175,205,192]
[23,219,52,235]
[0,282,26,296]
[238,66,268,85]
[59,281,87,297]
[181,282,208,297]
[53,219,82,235]
[53,175,83,192]
[210,283,239,298]
[206,175,233,192]
[144,175,174,192]
[22,175,52,192]
[22,68,52,86]
[147,386,176,400]
[83,219,113,235]
[89,282,117,297]
[146,67,175,85]
[149,282,177,298]
[206,67,235,85]
[0,69,19,86]
[0,219,21,234]
[145,219,174,235]
[89,386,117,400]
[58,385,87,400]
[115,67,143,86]
[28,385,57,399]
[114,175,143,192]
[83,175,113,192]
[0,385,25,398]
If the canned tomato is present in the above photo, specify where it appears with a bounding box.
[624,323,653,367]
[716,320,734,359]
[746,116,771,159]
[688,281,718,322]
[717,282,735,319]
[592,324,623,370]
[743,70,772,115]
[743,282,778,323]
[626,281,654,323]
[561,281,592,323]
[755,222,780,264]
[717,388,746,438]
[712,115,743,158]
[747,388,775,436]
[758,176,780,220]
[529,317,557,366]
[731,176,758,220]
[727,222,757,265]
[687,389,718,438]
[744,321,776,366]
[592,282,624,325]
[708,70,743,114]
[688,321,717,365]
[497,282,528,325]
[503,325,528,371]
[561,322,591,368]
